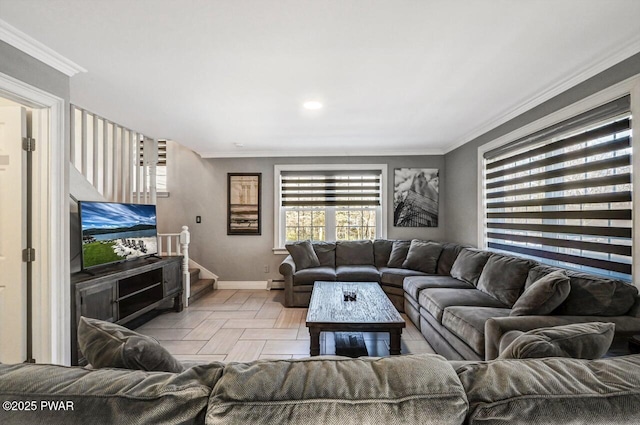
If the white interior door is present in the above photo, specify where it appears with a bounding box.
[0,105,27,363]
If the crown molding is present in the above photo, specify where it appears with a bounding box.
[197,147,445,158]
[0,19,87,77]
[444,33,640,154]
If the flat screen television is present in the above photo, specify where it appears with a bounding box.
[79,201,159,270]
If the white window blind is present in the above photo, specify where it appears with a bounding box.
[280,171,382,243]
[484,96,632,281]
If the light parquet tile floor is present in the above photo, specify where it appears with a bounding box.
[137,289,435,363]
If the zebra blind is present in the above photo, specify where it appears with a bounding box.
[484,96,632,281]
[281,172,381,207]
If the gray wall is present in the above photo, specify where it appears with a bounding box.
[444,52,640,247]
[157,142,445,281]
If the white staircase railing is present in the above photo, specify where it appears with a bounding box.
[70,104,158,205]
[158,226,191,307]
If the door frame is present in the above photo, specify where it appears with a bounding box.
[0,71,68,365]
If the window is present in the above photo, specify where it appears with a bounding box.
[482,96,632,281]
[274,165,387,250]
[139,139,168,194]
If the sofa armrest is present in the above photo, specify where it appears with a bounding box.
[279,255,297,307]
[279,255,297,277]
[484,314,640,360]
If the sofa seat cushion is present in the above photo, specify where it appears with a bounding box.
[419,288,508,322]
[336,240,374,266]
[336,265,380,282]
[293,267,337,286]
[0,362,224,425]
[379,267,429,288]
[441,306,511,356]
[456,355,640,425]
[207,355,469,425]
[404,276,474,300]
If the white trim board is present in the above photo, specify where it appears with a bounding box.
[476,74,640,282]
[0,70,68,365]
[447,35,640,154]
[199,148,444,158]
[0,19,86,77]
[272,163,388,251]
[216,281,268,290]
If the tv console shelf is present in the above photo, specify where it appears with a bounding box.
[70,256,183,365]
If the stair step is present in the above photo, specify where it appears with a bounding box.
[188,278,215,304]
[189,268,200,285]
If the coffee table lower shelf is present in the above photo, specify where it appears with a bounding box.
[308,326,403,356]
[306,281,406,357]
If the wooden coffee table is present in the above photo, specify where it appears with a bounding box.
[306,281,405,356]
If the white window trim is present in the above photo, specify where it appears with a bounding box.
[273,163,388,254]
[477,74,640,284]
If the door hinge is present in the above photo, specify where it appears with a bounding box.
[22,248,36,263]
[22,137,36,152]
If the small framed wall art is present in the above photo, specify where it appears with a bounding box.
[227,173,262,235]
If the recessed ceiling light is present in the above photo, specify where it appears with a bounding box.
[302,100,323,110]
[234,143,244,148]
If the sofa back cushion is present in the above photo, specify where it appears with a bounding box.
[78,316,183,373]
[387,240,411,267]
[510,270,570,316]
[498,322,615,360]
[402,240,443,274]
[373,239,394,268]
[286,240,321,270]
[456,355,640,425]
[437,243,465,276]
[207,355,468,425]
[335,240,374,266]
[526,265,638,316]
[450,249,492,286]
[312,241,336,268]
[477,254,534,307]
[0,362,223,425]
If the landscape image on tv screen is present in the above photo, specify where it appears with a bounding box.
[80,202,158,269]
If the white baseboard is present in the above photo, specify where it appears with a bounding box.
[216,280,268,290]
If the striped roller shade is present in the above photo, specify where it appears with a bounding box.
[484,95,632,280]
[281,172,381,207]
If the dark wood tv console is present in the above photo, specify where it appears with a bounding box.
[70,256,183,365]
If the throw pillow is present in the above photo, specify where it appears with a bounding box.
[498,322,615,360]
[286,240,321,270]
[477,254,534,307]
[78,316,183,372]
[387,240,411,268]
[402,240,443,274]
[449,249,492,286]
[510,270,571,316]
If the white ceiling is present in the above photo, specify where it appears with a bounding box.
[1,0,639,157]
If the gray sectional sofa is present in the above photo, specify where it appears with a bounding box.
[3,353,640,424]
[279,239,640,360]
[0,355,640,425]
